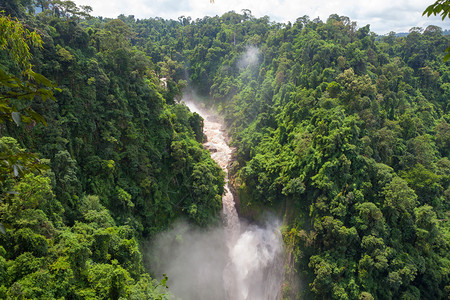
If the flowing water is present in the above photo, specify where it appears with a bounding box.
[186,101,284,300]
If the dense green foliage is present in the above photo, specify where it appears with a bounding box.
[0,2,224,298]
[1,1,449,299]
[424,0,450,60]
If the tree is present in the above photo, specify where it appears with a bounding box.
[423,0,450,60]
[49,0,92,20]
[0,15,58,127]
[0,16,58,234]
[98,19,135,51]
[0,137,50,234]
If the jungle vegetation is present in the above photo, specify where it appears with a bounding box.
[0,0,449,299]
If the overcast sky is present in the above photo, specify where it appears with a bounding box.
[73,0,449,34]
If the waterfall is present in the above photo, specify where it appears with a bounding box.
[186,101,284,300]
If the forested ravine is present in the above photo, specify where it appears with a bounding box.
[186,100,284,300]
[1,4,449,299]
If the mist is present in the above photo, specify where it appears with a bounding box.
[150,221,229,300]
[225,219,284,300]
[237,45,261,70]
[150,220,284,300]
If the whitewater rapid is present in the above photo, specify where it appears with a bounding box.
[186,101,284,300]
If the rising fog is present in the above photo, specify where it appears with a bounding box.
[150,221,229,300]
[149,220,284,300]
[237,45,261,70]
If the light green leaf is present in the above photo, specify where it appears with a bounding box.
[11,111,21,126]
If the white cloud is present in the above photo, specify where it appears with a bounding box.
[73,0,449,34]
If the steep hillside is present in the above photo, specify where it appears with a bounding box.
[0,4,223,299]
